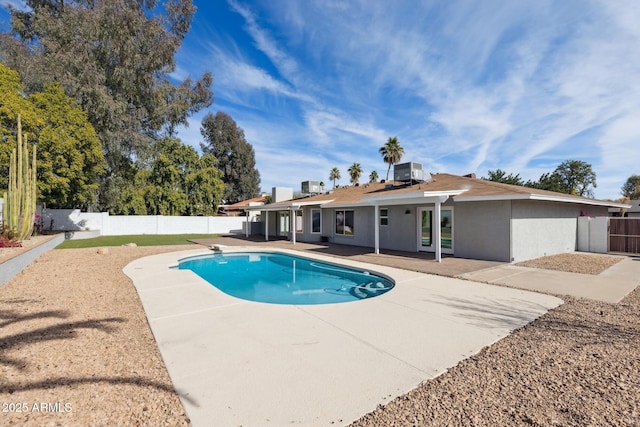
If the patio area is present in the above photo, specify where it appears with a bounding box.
[124,243,563,426]
[189,235,506,277]
[191,235,640,303]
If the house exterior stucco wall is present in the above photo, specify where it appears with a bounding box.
[453,200,512,262]
[263,211,278,238]
[379,205,419,251]
[510,200,608,262]
[290,206,324,243]
[327,206,375,247]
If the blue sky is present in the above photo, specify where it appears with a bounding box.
[2,1,639,199]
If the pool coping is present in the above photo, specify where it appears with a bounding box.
[124,246,564,426]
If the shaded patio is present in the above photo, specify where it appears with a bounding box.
[189,234,505,277]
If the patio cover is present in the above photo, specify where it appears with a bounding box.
[363,190,466,262]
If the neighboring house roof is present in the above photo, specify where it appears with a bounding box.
[226,196,267,210]
[252,173,630,210]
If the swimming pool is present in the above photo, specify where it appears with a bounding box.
[177,252,395,305]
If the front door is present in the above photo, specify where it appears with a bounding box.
[418,207,454,254]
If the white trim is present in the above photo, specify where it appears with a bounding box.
[454,193,630,208]
[321,202,370,209]
[374,208,380,254]
[364,190,465,205]
[295,210,303,233]
[417,206,454,259]
[529,194,630,208]
[434,203,441,262]
[249,200,334,211]
[379,208,389,227]
[335,209,355,236]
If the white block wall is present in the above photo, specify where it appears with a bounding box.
[37,208,245,236]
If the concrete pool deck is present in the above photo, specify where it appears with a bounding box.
[124,247,563,426]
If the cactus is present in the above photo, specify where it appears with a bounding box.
[2,115,37,241]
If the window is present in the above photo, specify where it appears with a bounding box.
[380,208,388,226]
[311,209,321,233]
[295,210,303,232]
[335,210,354,235]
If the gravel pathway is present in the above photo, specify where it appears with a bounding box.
[1,247,638,426]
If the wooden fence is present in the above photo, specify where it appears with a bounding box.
[609,218,640,254]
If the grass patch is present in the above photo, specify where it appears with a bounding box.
[56,234,219,249]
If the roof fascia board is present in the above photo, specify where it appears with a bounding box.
[322,202,371,209]
[529,194,631,208]
[455,193,631,209]
[364,190,466,205]
[454,194,530,202]
[248,199,333,211]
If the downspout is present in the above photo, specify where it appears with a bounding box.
[265,211,269,241]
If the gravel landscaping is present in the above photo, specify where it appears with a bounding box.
[1,246,638,426]
[0,246,192,426]
[517,252,625,275]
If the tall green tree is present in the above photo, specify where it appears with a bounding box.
[1,0,213,212]
[116,138,224,215]
[482,169,524,186]
[528,160,597,197]
[369,170,379,183]
[0,62,40,192]
[29,82,106,209]
[348,162,362,185]
[379,136,404,181]
[329,167,341,188]
[200,111,260,204]
[621,175,640,200]
[1,63,106,209]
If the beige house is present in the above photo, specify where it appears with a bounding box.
[249,173,629,263]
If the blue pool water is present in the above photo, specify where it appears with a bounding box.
[178,252,395,305]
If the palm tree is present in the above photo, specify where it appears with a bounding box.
[379,136,405,181]
[369,170,379,183]
[329,167,341,188]
[348,162,362,185]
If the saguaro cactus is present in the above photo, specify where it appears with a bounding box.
[2,115,37,241]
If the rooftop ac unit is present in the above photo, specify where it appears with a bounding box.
[393,162,424,183]
[301,180,322,194]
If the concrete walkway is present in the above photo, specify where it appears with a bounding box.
[459,257,640,303]
[124,247,562,426]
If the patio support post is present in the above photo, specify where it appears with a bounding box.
[434,200,442,262]
[265,211,269,241]
[245,210,249,238]
[374,204,380,254]
[291,208,296,245]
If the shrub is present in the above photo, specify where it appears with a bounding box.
[0,225,22,248]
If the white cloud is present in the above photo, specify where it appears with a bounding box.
[227,0,300,83]
[0,0,28,11]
